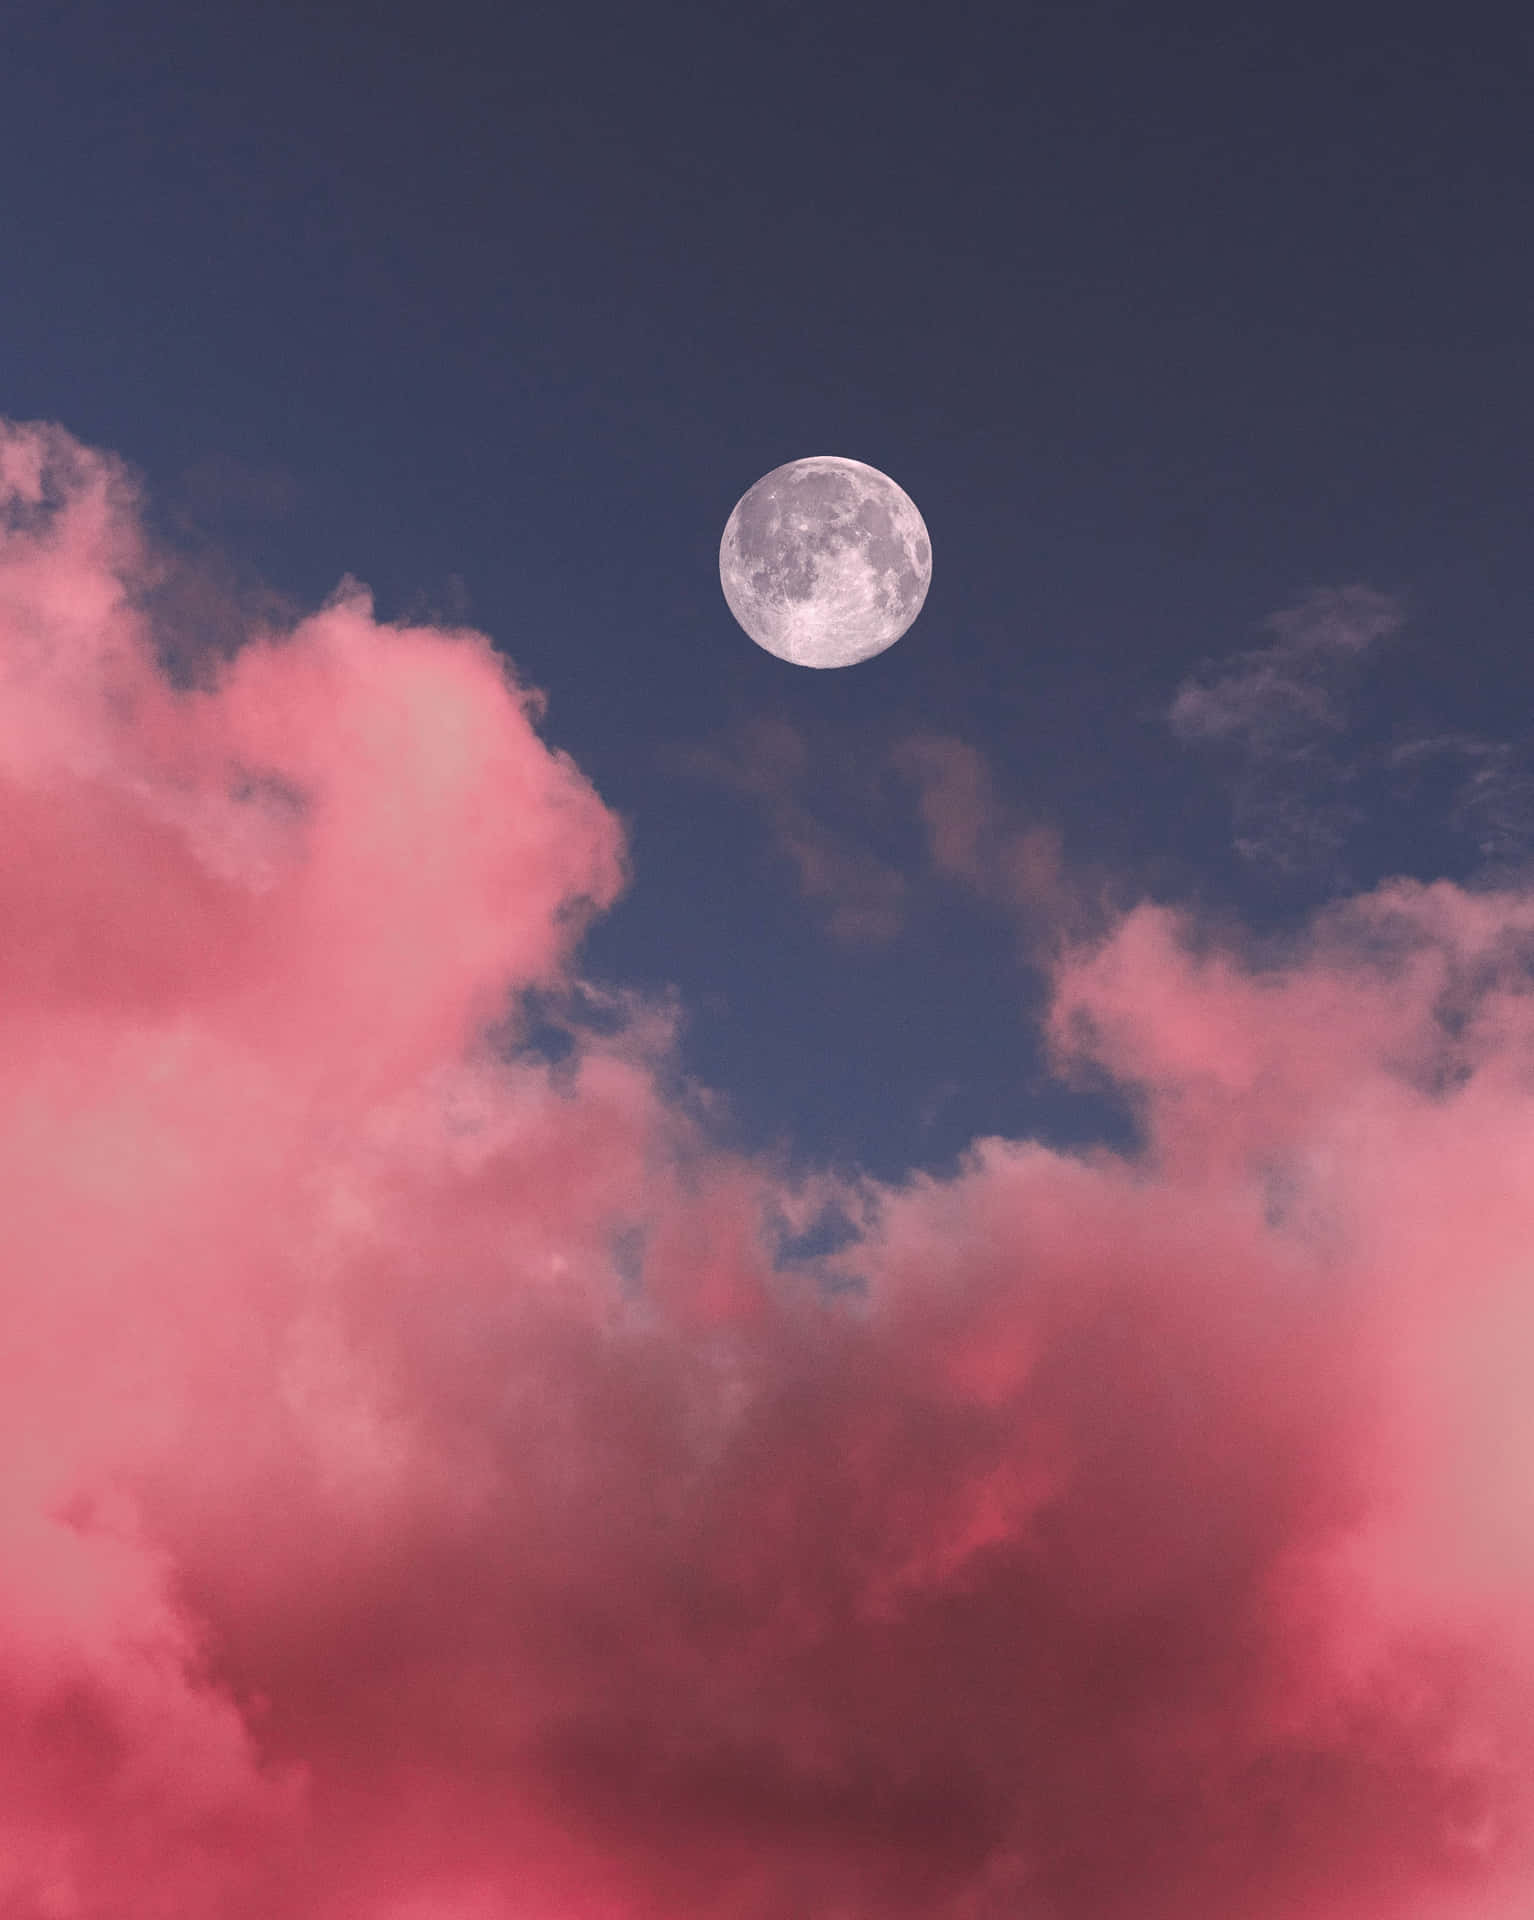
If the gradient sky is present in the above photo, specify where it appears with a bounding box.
[4,3,1534,1916]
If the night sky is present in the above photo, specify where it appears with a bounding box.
[4,3,1534,1915]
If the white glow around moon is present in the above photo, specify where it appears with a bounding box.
[719,455,932,668]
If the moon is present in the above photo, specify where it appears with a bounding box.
[719,456,932,668]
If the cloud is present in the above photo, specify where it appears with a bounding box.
[1389,732,1534,873]
[1172,589,1534,886]
[677,713,909,943]
[3,419,1534,1916]
[1169,585,1405,877]
[678,722,1094,963]
[1170,586,1403,751]
[894,733,1072,922]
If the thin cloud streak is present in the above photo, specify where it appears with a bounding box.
[675,713,909,945]
[2,422,1534,1916]
[892,732,1083,939]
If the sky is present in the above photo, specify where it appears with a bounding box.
[2,1,1534,1914]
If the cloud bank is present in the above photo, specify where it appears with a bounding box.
[3,421,1534,1917]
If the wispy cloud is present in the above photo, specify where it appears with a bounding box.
[677,713,909,943]
[1170,585,1402,750]
[680,719,1100,956]
[1174,586,1534,886]
[1169,585,1405,878]
[891,732,1122,967]
[1390,731,1534,871]
[893,733,1064,909]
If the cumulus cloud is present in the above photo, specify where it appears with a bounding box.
[3,420,1534,1917]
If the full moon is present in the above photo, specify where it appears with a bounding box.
[719,456,932,668]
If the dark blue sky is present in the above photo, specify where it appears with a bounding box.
[6,0,1532,1179]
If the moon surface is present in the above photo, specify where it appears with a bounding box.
[719,456,932,668]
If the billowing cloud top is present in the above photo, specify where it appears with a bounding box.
[3,421,1534,1918]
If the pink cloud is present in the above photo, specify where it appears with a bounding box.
[2,420,1534,1916]
[894,733,1098,970]
[895,734,1064,907]
[678,714,908,943]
